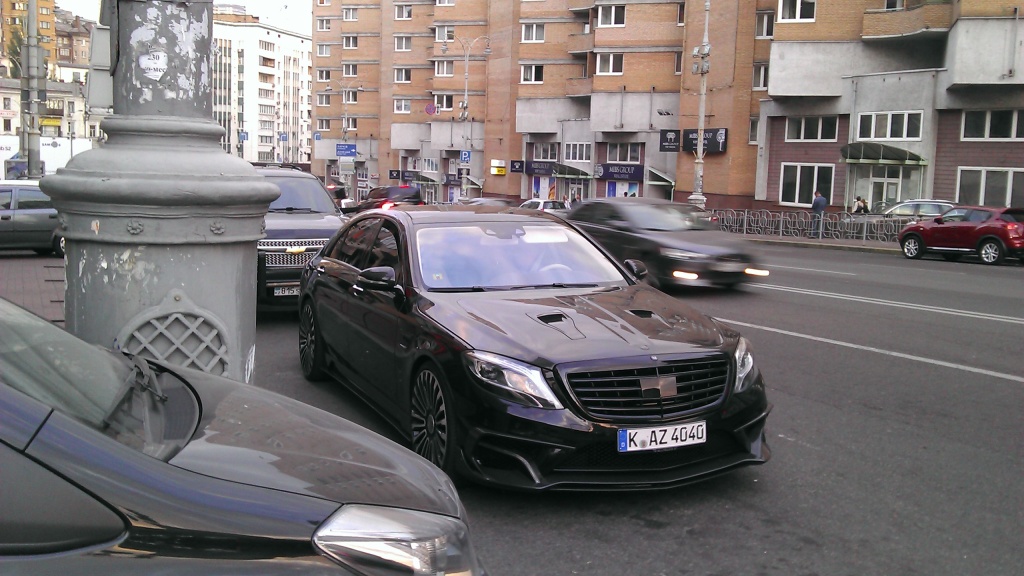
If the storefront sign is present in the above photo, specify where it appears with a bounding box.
[682,128,728,153]
[526,161,554,175]
[660,130,681,152]
[594,163,644,181]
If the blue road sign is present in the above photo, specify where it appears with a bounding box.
[314,132,322,141]
[239,131,248,141]
[336,143,357,157]
[460,150,471,164]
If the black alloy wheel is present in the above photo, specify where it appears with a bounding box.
[298,300,326,381]
[410,364,457,475]
[978,240,1004,265]
[901,235,924,259]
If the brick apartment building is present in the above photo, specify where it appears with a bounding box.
[312,0,1024,209]
[1,0,58,77]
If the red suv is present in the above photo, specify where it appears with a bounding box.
[898,206,1024,265]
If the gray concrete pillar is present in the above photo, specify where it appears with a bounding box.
[41,0,278,383]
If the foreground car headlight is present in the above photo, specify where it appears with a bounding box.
[464,351,563,409]
[660,248,708,260]
[733,337,760,393]
[314,505,485,576]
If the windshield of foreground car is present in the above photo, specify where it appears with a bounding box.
[624,203,715,231]
[416,222,628,290]
[267,176,338,214]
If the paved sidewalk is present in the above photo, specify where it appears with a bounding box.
[0,235,900,325]
[0,252,66,324]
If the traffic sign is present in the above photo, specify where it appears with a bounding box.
[459,150,471,165]
[239,131,248,141]
[314,132,322,141]
[336,143,357,157]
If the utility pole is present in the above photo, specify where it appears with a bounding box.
[688,0,711,208]
[24,0,43,178]
[442,34,490,200]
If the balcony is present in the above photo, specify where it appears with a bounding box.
[862,0,953,40]
[565,76,593,97]
[566,33,594,55]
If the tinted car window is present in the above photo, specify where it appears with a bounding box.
[918,203,949,216]
[941,208,968,222]
[14,188,50,210]
[266,176,337,213]
[967,210,992,223]
[889,204,916,216]
[1001,209,1024,223]
[365,223,400,272]
[0,190,12,210]
[621,203,714,231]
[329,218,379,266]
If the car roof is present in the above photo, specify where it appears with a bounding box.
[382,204,568,226]
[256,167,318,179]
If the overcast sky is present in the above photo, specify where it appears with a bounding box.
[54,0,312,35]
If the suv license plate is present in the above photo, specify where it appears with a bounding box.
[617,422,706,453]
[273,287,300,297]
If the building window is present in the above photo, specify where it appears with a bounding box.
[596,53,624,75]
[886,0,905,9]
[318,69,331,81]
[674,52,683,74]
[317,44,330,57]
[752,62,769,90]
[749,117,759,144]
[341,117,357,133]
[2,97,11,110]
[343,36,358,49]
[317,94,330,106]
[756,11,775,38]
[435,94,454,111]
[521,65,544,84]
[396,4,412,19]
[395,68,411,83]
[534,143,559,161]
[607,142,641,163]
[678,2,686,25]
[962,110,1024,140]
[342,8,357,21]
[343,90,359,104]
[395,99,411,114]
[522,24,545,42]
[565,143,592,162]
[436,0,454,5]
[423,158,439,172]
[396,36,412,51]
[780,163,833,206]
[317,0,330,6]
[343,64,358,77]
[435,25,454,42]
[317,119,331,131]
[435,60,454,76]
[598,5,626,27]
[786,116,838,141]
[957,168,1024,207]
[316,18,330,31]
[779,0,814,21]
[858,111,922,140]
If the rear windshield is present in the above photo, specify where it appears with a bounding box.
[1001,209,1024,223]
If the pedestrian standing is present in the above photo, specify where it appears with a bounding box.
[810,190,827,238]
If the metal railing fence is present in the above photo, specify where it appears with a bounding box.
[708,209,905,243]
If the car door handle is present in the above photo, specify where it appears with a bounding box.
[316,266,325,273]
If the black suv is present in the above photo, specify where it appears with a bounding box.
[257,167,345,310]
[344,184,424,213]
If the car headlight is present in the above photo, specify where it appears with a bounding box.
[464,351,563,409]
[660,248,708,260]
[733,337,760,393]
[314,505,485,576]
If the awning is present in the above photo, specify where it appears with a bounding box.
[465,175,484,189]
[415,171,443,184]
[647,166,675,186]
[840,142,928,165]
[553,163,592,179]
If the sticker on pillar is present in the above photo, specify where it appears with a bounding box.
[140,51,169,81]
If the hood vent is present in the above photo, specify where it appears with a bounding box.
[532,311,585,340]
[628,309,655,319]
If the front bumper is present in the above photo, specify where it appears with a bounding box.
[655,256,769,288]
[453,378,772,491]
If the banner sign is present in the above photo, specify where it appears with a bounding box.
[594,163,644,181]
[682,128,728,153]
[526,161,554,175]
[660,130,681,152]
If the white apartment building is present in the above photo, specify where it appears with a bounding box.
[213,14,313,164]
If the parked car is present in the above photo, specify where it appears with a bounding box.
[0,297,484,574]
[297,205,772,491]
[344,184,425,214]
[519,198,567,212]
[0,180,64,257]
[461,197,516,208]
[878,199,957,221]
[567,197,769,289]
[898,206,1024,264]
[257,166,345,310]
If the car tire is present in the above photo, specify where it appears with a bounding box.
[978,240,1004,265]
[52,236,65,258]
[941,254,961,262]
[901,235,924,259]
[298,300,326,381]
[410,363,460,477]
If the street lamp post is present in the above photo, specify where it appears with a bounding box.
[688,0,711,209]
[326,79,363,198]
[441,34,490,199]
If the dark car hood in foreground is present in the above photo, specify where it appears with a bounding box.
[169,368,460,518]
[424,284,728,364]
[264,212,345,239]
[645,229,755,256]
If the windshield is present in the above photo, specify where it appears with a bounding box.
[416,222,627,290]
[267,176,338,213]
[622,203,715,231]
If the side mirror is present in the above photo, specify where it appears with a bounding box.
[357,266,398,292]
[624,259,648,280]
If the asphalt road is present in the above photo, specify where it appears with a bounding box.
[254,245,1023,576]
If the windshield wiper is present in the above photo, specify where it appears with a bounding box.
[268,207,318,213]
[101,354,166,429]
[509,282,599,290]
[428,286,491,292]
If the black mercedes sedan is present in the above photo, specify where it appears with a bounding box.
[567,197,769,289]
[0,298,483,575]
[298,206,772,491]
